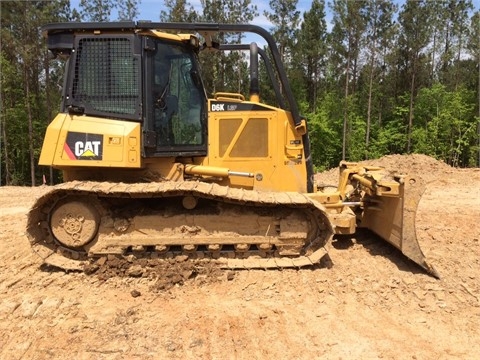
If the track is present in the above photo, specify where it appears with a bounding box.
[26,180,333,270]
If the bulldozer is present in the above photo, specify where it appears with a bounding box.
[27,21,439,277]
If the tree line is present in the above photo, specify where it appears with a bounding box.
[1,0,479,186]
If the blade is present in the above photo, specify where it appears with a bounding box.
[360,176,440,278]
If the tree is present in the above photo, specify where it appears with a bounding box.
[78,0,115,21]
[412,84,476,166]
[397,0,433,153]
[435,0,474,89]
[330,0,367,159]
[264,0,300,68]
[466,11,480,166]
[362,0,396,158]
[117,0,141,20]
[308,92,344,170]
[160,0,198,22]
[1,0,69,185]
[298,0,328,112]
[199,0,258,95]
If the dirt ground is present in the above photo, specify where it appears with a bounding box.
[0,154,479,359]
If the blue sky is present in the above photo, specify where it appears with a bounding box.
[133,0,316,27]
[69,0,480,37]
[69,0,321,45]
[70,0,318,29]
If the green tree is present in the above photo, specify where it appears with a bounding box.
[117,0,141,20]
[160,0,198,22]
[329,0,367,159]
[298,0,328,112]
[466,11,480,166]
[79,0,114,21]
[397,0,433,153]
[264,0,300,68]
[308,92,344,170]
[413,84,476,166]
[1,0,69,185]
[199,0,258,95]
[436,0,474,89]
[362,0,396,159]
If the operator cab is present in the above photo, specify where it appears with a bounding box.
[47,23,208,159]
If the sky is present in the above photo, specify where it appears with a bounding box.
[69,0,320,46]
[70,0,480,27]
[70,0,317,29]
[134,0,316,28]
[68,0,480,44]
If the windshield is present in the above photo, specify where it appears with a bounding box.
[151,39,206,149]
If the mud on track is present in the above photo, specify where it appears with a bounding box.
[0,154,479,359]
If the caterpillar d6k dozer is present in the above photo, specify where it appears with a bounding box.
[27,22,439,277]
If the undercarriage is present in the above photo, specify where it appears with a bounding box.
[27,181,333,270]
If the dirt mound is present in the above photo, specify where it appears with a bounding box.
[316,153,455,185]
[83,255,228,292]
[361,153,453,182]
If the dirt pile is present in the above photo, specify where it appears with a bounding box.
[316,153,456,185]
[83,255,227,292]
[362,153,454,182]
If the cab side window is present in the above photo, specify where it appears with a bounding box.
[152,41,204,148]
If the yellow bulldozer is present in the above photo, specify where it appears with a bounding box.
[27,21,438,277]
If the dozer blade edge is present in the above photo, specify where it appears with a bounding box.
[359,176,440,278]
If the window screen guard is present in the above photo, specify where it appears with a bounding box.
[70,35,141,120]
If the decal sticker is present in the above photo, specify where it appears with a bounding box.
[64,132,103,160]
[211,103,225,111]
[209,101,272,112]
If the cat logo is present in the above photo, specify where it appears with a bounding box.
[64,132,103,160]
[74,141,101,157]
